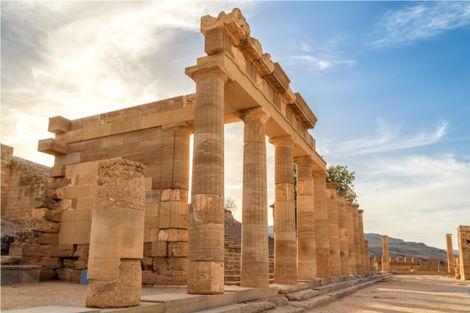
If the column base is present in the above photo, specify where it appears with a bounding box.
[187,261,224,294]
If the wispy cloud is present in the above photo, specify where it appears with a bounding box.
[288,54,355,71]
[372,2,470,47]
[1,1,255,165]
[325,118,448,156]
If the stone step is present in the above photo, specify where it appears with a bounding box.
[194,300,274,313]
[288,275,385,310]
[265,304,305,313]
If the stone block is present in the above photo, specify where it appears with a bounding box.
[57,268,81,282]
[168,242,188,257]
[167,257,188,271]
[158,229,188,242]
[48,115,71,134]
[38,138,67,156]
[187,261,224,294]
[58,244,75,257]
[151,241,167,257]
[59,209,92,245]
[64,185,93,199]
[1,265,40,285]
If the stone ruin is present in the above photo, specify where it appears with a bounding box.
[2,8,469,309]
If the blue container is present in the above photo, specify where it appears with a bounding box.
[80,270,89,285]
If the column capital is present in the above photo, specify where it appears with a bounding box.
[294,155,313,165]
[269,135,293,147]
[186,65,229,83]
[358,209,364,214]
[326,181,338,190]
[382,235,388,239]
[352,204,359,209]
[345,198,354,206]
[446,233,452,237]
[239,107,269,123]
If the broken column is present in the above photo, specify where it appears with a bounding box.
[381,235,390,272]
[86,159,145,308]
[345,199,357,275]
[338,196,350,276]
[295,156,316,280]
[270,136,297,284]
[240,108,269,287]
[313,170,330,278]
[187,67,227,294]
[457,226,470,280]
[326,182,341,277]
[446,233,455,275]
[352,204,362,274]
[358,210,367,274]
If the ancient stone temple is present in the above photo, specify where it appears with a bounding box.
[0,9,372,307]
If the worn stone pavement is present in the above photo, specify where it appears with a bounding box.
[309,275,470,313]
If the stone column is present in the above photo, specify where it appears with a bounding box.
[446,234,455,275]
[270,136,297,284]
[240,108,269,287]
[345,199,357,275]
[313,170,330,278]
[86,159,145,308]
[364,240,370,273]
[455,257,461,280]
[381,235,390,272]
[188,67,227,294]
[326,182,341,277]
[295,156,315,280]
[352,204,362,274]
[457,226,470,280]
[338,196,350,276]
[358,210,367,274]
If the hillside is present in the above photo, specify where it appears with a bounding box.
[268,226,452,261]
[365,233,452,261]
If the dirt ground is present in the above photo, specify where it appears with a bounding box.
[2,275,469,312]
[309,275,470,313]
[1,281,186,311]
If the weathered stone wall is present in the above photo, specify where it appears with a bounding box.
[1,145,50,226]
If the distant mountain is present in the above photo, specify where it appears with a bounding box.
[267,227,452,262]
[365,233,452,262]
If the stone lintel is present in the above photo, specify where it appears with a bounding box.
[48,115,71,134]
[38,138,67,156]
[269,135,293,147]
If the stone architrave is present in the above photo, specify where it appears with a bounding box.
[457,226,470,280]
[240,108,269,287]
[270,136,297,284]
[187,67,228,294]
[446,234,455,275]
[358,210,367,273]
[381,235,390,272]
[326,182,341,277]
[295,156,316,280]
[338,196,350,276]
[313,170,330,278]
[86,159,145,308]
[352,204,362,273]
[345,199,357,275]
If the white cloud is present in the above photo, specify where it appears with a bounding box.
[372,2,470,47]
[288,54,355,71]
[357,154,470,249]
[323,118,447,156]
[1,1,256,165]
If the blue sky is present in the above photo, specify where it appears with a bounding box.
[2,1,470,249]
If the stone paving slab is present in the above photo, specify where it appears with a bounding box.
[5,306,100,313]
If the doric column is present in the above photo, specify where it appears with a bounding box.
[455,257,461,279]
[358,210,367,274]
[338,196,350,276]
[270,136,297,284]
[381,235,390,272]
[313,170,330,278]
[352,204,362,273]
[345,199,357,275]
[326,182,341,277]
[295,156,315,280]
[86,159,145,308]
[187,67,227,294]
[240,108,269,287]
[446,234,455,275]
[364,240,370,273]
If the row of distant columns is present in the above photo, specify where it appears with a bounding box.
[187,68,371,294]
